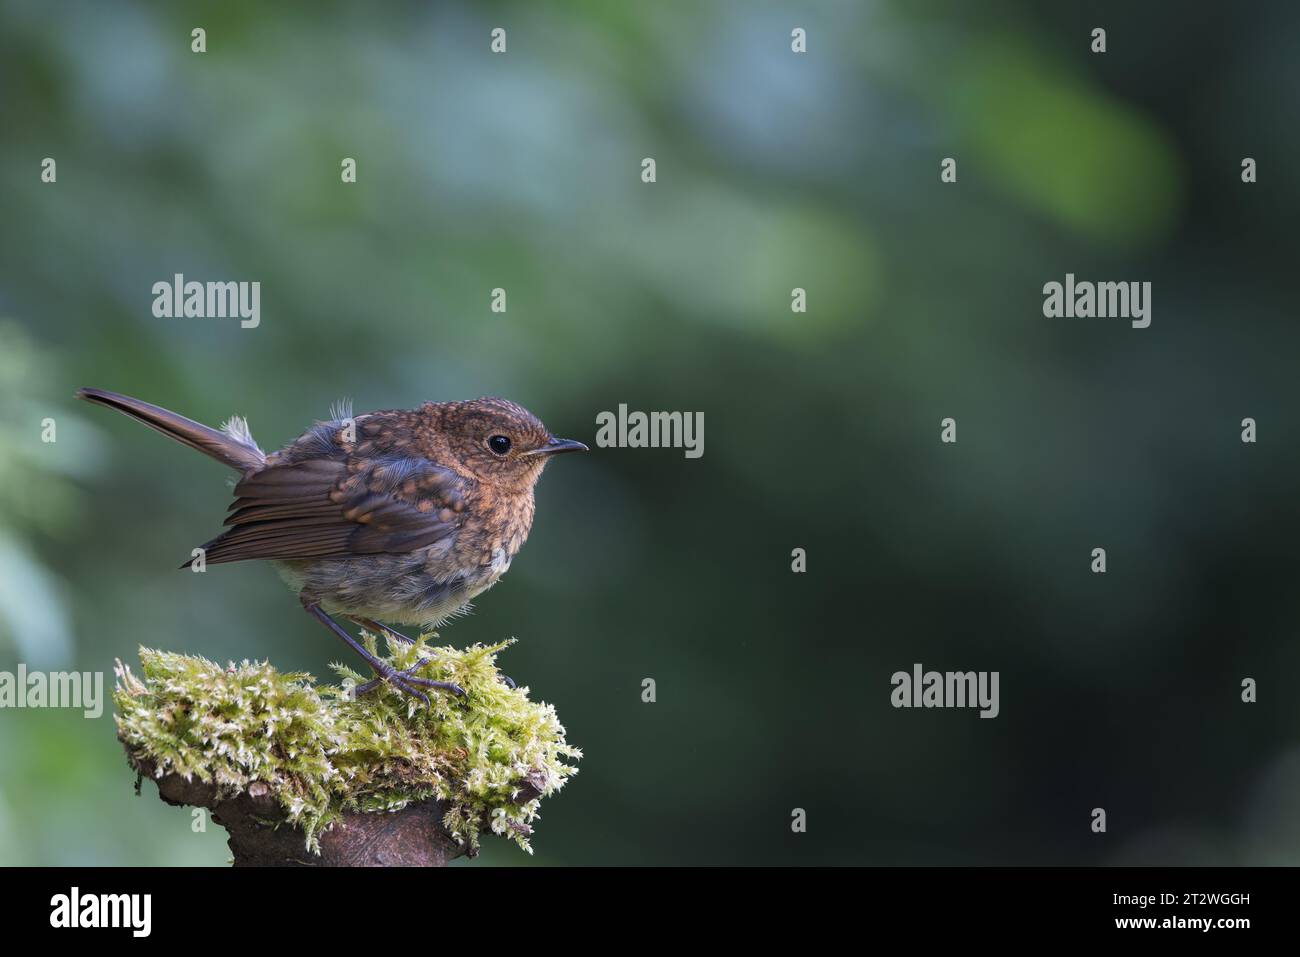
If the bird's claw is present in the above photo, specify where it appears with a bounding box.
[355,660,465,703]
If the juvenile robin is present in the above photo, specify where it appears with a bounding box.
[76,387,586,703]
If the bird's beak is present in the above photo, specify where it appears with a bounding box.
[531,436,589,457]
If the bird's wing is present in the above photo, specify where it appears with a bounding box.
[188,452,469,565]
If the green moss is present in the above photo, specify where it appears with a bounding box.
[113,636,580,854]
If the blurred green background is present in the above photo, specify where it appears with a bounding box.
[1,0,1298,866]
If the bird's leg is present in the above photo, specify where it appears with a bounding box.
[350,614,516,689]
[299,598,464,702]
[349,616,414,645]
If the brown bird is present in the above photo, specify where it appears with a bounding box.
[76,388,586,702]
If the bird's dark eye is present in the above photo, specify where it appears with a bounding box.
[488,434,512,456]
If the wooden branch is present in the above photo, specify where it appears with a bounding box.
[131,755,471,866]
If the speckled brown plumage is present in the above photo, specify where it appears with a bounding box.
[76,388,586,702]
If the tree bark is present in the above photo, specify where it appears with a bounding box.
[130,755,475,867]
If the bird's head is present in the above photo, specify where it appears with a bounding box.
[434,397,587,490]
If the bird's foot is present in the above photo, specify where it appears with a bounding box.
[354,659,465,703]
[499,674,517,689]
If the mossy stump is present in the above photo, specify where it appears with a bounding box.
[114,638,580,867]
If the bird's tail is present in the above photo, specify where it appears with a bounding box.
[76,387,266,472]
